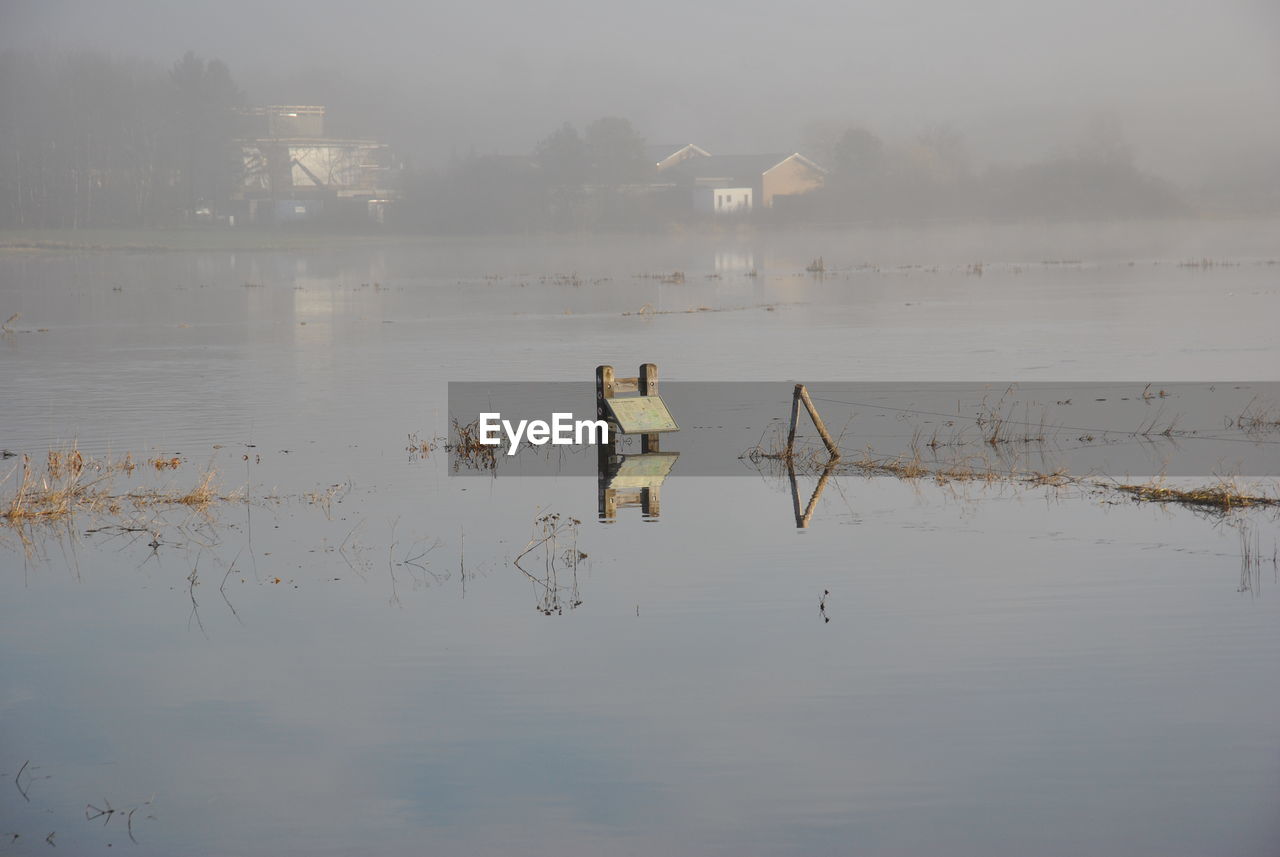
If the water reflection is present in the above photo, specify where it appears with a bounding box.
[513,512,586,615]
[597,451,678,521]
[788,461,837,529]
[712,250,754,273]
[595,362,680,521]
[1236,522,1277,597]
[4,232,1280,855]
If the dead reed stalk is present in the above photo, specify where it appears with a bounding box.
[2,446,234,529]
[447,418,497,471]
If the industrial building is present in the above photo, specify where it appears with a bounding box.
[233,105,400,224]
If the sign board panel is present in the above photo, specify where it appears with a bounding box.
[604,395,679,434]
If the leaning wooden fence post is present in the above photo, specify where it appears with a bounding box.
[786,384,841,462]
[786,384,803,456]
[787,461,804,527]
[799,462,837,527]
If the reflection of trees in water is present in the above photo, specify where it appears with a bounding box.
[514,512,586,616]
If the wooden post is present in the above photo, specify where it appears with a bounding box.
[787,461,804,527]
[641,486,660,518]
[799,462,836,528]
[639,362,659,453]
[786,383,802,456]
[596,364,615,416]
[597,361,670,521]
[596,364,615,468]
[787,384,841,462]
[787,459,836,529]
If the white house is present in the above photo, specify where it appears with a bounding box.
[672,153,826,210]
[693,186,753,214]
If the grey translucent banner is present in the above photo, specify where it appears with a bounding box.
[447,382,1280,477]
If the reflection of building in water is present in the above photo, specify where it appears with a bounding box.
[233,105,400,224]
[714,251,756,273]
[291,284,339,351]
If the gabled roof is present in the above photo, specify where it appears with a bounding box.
[671,152,825,183]
[645,143,712,170]
[768,153,827,175]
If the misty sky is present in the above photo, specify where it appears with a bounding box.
[3,0,1277,181]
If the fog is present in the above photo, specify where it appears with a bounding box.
[5,4,1280,855]
[2,0,1278,229]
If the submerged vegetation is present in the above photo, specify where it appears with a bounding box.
[2,445,231,528]
[1233,397,1280,434]
[514,511,586,616]
[747,391,1280,517]
[1110,479,1280,513]
[753,433,1278,518]
[447,419,498,471]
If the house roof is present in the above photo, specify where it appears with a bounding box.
[644,144,683,163]
[645,143,711,169]
[670,152,824,182]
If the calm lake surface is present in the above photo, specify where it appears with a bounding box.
[2,221,1279,856]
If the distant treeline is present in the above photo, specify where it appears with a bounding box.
[2,48,1272,232]
[401,119,1193,233]
[0,49,242,229]
[785,122,1189,224]
[399,117,671,233]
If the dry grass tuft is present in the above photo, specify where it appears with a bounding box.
[305,482,349,520]
[1234,397,1280,435]
[848,449,930,480]
[1111,478,1279,512]
[447,419,497,471]
[46,446,85,479]
[2,446,234,529]
[747,427,1274,516]
[1027,468,1074,487]
[5,449,111,524]
[170,467,219,509]
[405,433,439,456]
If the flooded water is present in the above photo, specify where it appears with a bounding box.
[2,221,1279,856]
